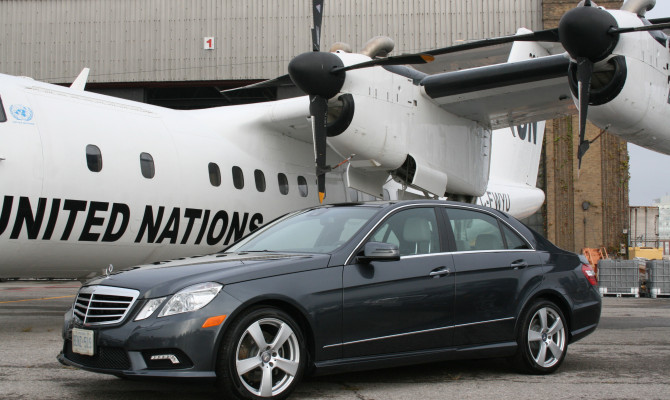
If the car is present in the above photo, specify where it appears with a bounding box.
[58,200,601,400]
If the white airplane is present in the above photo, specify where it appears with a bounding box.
[0,0,668,279]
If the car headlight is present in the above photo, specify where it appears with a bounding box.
[157,282,223,318]
[135,297,167,321]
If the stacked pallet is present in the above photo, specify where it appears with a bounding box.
[597,260,644,297]
[647,260,670,298]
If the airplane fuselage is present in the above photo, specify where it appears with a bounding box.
[0,68,545,279]
[0,76,349,278]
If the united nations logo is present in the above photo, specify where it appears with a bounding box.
[9,105,34,122]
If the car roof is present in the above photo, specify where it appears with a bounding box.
[321,199,510,218]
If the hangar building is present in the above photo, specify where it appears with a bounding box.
[0,0,629,253]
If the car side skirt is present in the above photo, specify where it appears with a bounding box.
[312,341,517,376]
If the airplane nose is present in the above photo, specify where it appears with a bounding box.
[288,51,345,99]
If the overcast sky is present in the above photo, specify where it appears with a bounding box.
[627,2,670,205]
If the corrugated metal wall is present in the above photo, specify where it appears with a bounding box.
[0,0,542,83]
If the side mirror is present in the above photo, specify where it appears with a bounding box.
[358,242,400,263]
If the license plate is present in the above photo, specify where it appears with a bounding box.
[72,328,95,356]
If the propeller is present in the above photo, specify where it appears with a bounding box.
[291,0,341,203]
[289,0,435,203]
[310,3,329,204]
[554,1,670,172]
[557,1,619,172]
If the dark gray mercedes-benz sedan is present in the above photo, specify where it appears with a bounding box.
[59,200,601,400]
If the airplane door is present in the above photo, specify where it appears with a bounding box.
[0,92,44,277]
[0,93,44,207]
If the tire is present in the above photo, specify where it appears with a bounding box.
[217,307,306,400]
[512,300,568,374]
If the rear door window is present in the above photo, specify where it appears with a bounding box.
[445,208,505,251]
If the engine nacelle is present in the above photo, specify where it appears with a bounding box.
[580,10,670,153]
[327,52,491,197]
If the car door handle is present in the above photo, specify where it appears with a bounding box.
[510,260,528,269]
[429,267,451,278]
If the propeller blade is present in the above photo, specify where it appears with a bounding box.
[422,29,560,58]
[332,53,434,73]
[311,0,324,52]
[576,58,593,171]
[610,22,670,35]
[332,28,561,74]
[310,95,329,203]
[220,74,294,94]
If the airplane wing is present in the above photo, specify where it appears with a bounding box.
[413,43,513,74]
[412,38,566,75]
[421,53,575,130]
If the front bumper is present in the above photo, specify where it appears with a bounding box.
[58,290,241,379]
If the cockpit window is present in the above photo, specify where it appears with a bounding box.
[0,96,6,122]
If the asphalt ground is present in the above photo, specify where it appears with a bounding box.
[1,280,669,400]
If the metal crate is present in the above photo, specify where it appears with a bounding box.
[597,260,642,297]
[647,260,670,298]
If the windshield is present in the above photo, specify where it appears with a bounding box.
[226,206,380,253]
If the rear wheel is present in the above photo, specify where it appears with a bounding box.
[513,300,568,374]
[217,307,306,400]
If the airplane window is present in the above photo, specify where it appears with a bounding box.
[0,96,6,122]
[255,169,266,192]
[85,145,102,172]
[140,152,155,179]
[297,176,308,197]
[209,163,221,187]
[232,166,244,189]
[278,173,289,195]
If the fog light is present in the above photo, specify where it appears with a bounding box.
[142,349,193,369]
[150,354,179,365]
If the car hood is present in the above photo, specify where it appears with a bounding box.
[84,252,331,298]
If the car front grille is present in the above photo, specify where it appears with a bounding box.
[73,285,139,325]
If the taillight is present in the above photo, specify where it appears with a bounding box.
[581,264,598,285]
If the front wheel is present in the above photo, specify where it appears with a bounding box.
[512,300,568,374]
[217,307,306,400]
